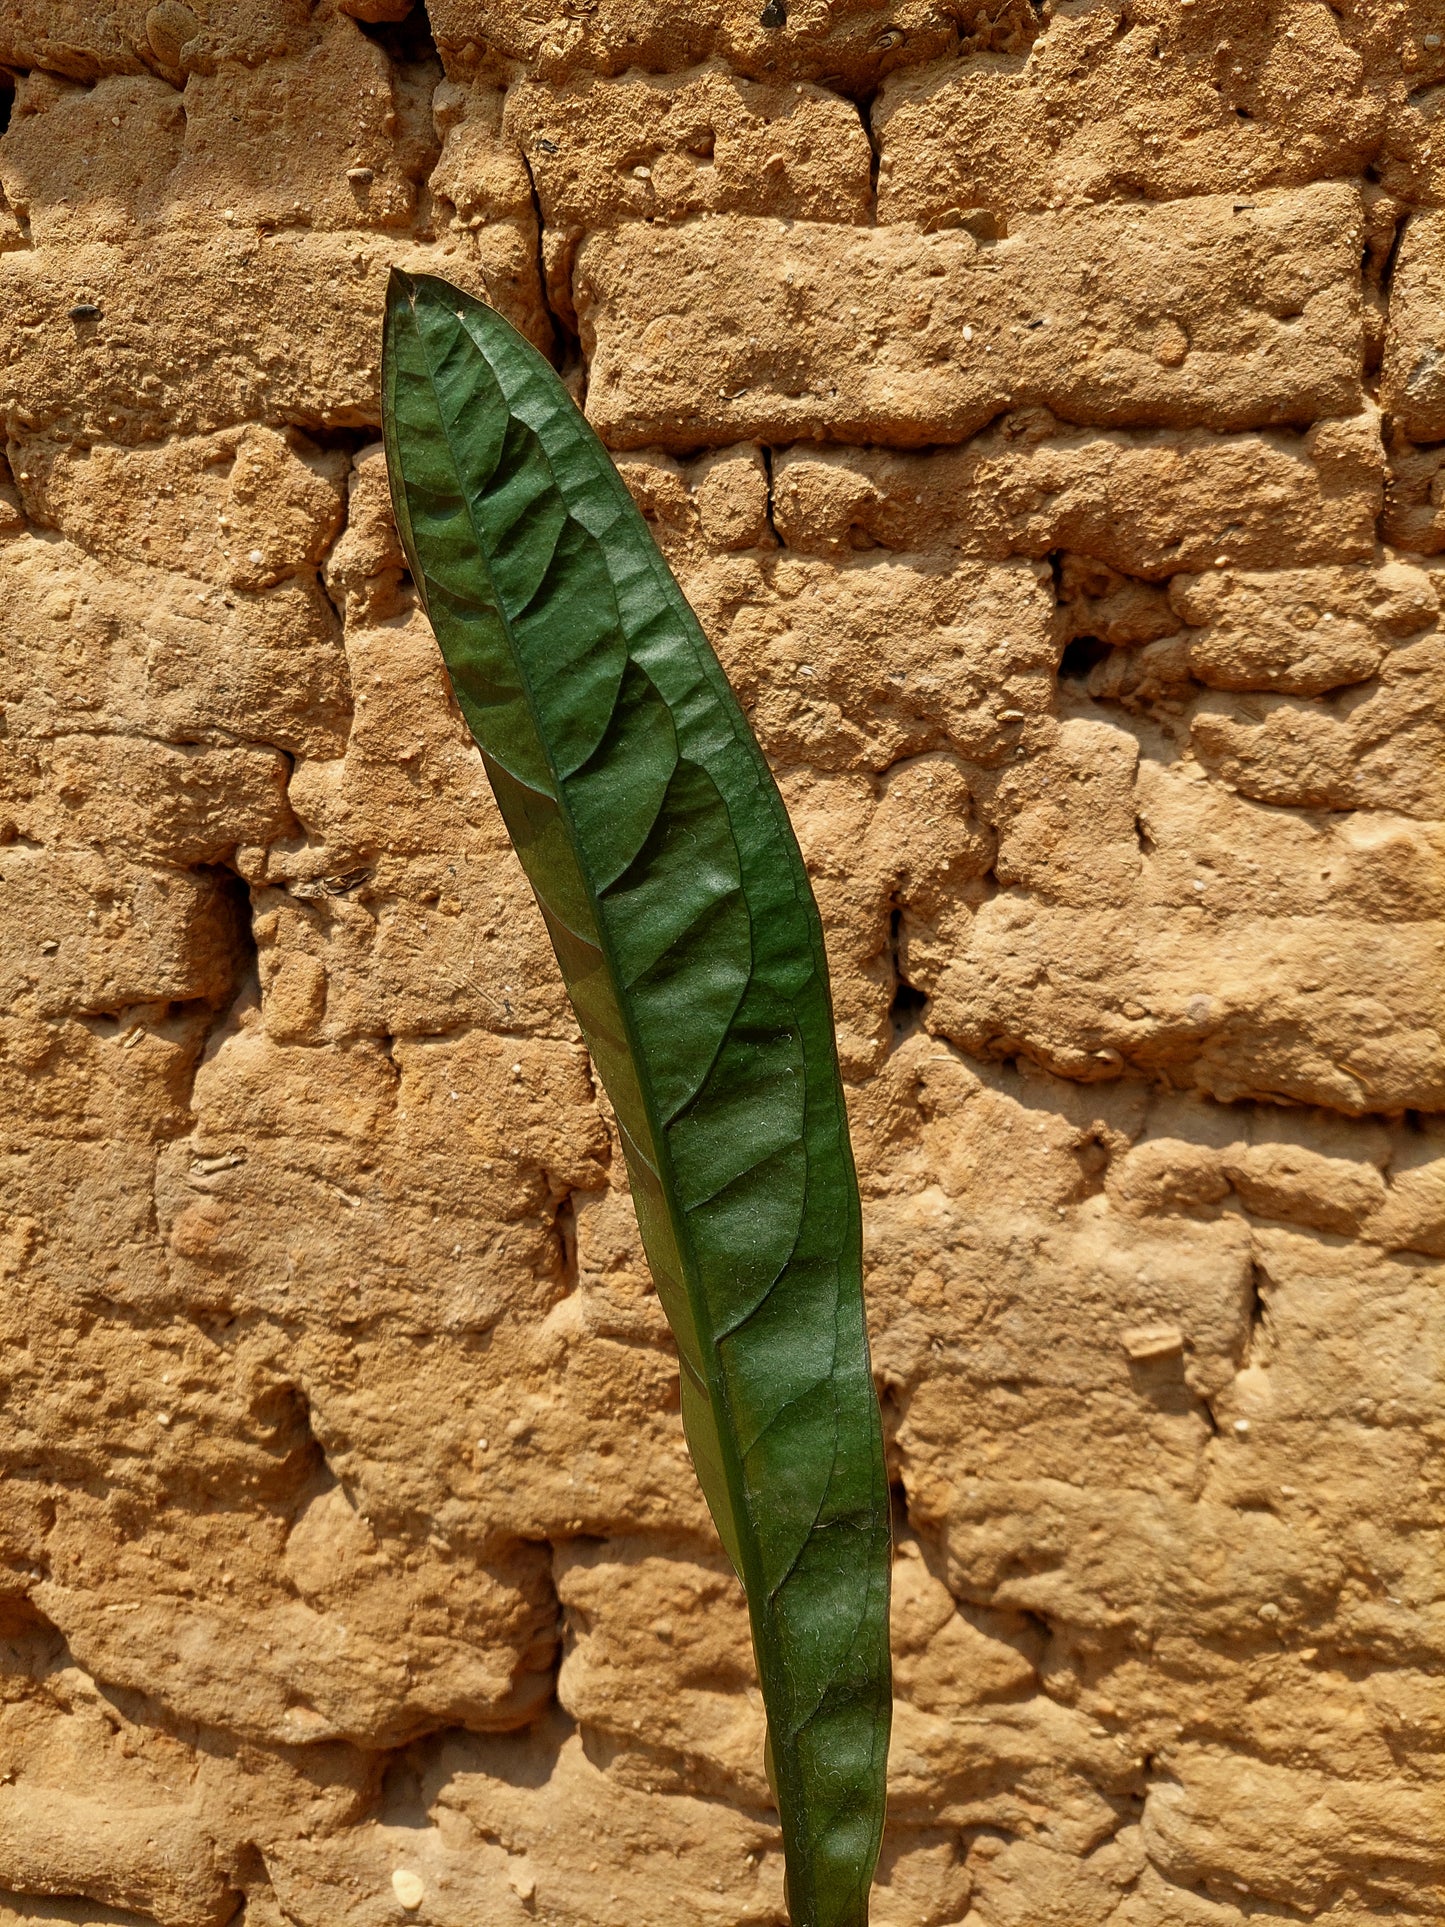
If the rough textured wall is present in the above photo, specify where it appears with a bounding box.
[0,0,1443,1922]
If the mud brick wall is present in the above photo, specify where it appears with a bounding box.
[0,2,1443,1922]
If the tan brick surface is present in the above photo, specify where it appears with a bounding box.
[0,3,1440,1923]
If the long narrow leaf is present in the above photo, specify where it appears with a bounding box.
[382,270,891,1926]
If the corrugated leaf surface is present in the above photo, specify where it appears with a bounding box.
[383,270,891,1927]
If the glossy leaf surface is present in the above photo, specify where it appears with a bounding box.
[382,270,891,1926]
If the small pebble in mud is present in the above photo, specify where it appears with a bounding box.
[391,1869,425,1911]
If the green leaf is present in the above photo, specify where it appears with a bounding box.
[382,270,892,1926]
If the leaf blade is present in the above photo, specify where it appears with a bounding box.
[383,269,891,1927]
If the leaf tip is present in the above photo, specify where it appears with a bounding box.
[386,265,418,309]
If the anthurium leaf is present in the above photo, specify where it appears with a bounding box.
[382,270,891,1927]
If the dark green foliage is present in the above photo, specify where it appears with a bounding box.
[382,271,891,1926]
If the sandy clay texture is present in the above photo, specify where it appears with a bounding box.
[0,0,1443,1922]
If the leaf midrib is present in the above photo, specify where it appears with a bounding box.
[405,285,771,1620]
